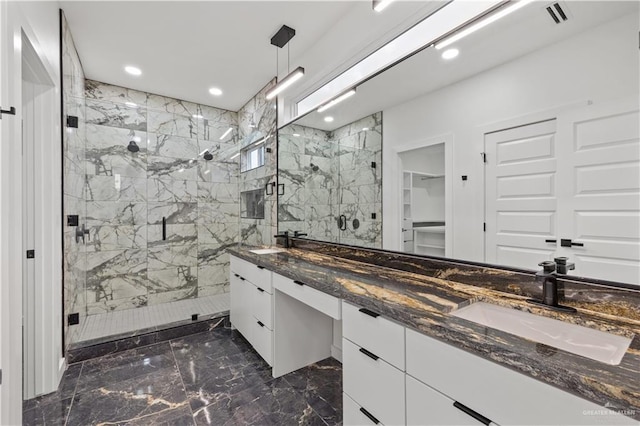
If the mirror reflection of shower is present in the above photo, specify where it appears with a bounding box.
[127,129,140,152]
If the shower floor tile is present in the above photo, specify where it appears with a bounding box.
[24,328,342,426]
[75,293,230,344]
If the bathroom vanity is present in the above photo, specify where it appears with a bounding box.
[228,244,639,425]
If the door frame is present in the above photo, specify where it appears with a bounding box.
[389,134,453,257]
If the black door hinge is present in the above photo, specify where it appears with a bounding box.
[66,115,79,128]
[67,313,79,325]
[481,152,487,163]
[26,250,35,259]
[0,106,16,119]
[483,222,486,232]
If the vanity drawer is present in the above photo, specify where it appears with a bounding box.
[343,392,386,426]
[343,338,405,426]
[272,272,341,319]
[251,317,273,366]
[342,301,405,370]
[407,375,491,426]
[252,282,273,330]
[230,255,272,292]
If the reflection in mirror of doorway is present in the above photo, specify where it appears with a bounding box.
[400,144,445,256]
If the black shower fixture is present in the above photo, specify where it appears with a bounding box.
[203,150,213,161]
[127,141,140,152]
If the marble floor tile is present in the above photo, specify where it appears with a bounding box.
[24,328,342,426]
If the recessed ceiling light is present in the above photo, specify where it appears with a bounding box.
[209,87,223,96]
[125,102,137,108]
[124,66,142,76]
[324,116,334,123]
[442,48,459,60]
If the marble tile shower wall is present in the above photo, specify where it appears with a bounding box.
[237,78,278,247]
[62,11,87,346]
[79,80,239,317]
[278,112,382,248]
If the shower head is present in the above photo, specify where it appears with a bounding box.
[203,150,213,161]
[127,141,140,153]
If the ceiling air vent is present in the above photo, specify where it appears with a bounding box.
[546,2,569,24]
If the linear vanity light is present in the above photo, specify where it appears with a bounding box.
[219,127,233,140]
[373,0,395,12]
[265,66,305,100]
[317,89,356,113]
[435,0,535,50]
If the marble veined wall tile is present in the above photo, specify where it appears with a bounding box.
[147,94,199,117]
[198,202,239,225]
[197,182,238,204]
[147,266,198,305]
[198,161,238,183]
[147,110,197,139]
[85,124,147,178]
[148,223,197,247]
[85,99,146,131]
[148,202,197,225]
[86,201,147,227]
[86,225,147,252]
[85,79,148,106]
[147,178,197,203]
[85,175,147,202]
[197,116,237,142]
[197,221,239,246]
[148,243,197,271]
[147,133,199,160]
[198,247,230,296]
[147,156,198,181]
[330,111,382,141]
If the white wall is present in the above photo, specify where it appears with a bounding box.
[382,14,639,261]
[1,1,62,424]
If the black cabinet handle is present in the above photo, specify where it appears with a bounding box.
[545,239,557,243]
[257,265,265,270]
[233,273,240,278]
[359,347,379,361]
[358,308,380,318]
[359,407,379,425]
[293,280,304,286]
[453,401,491,426]
[257,320,264,327]
[257,287,265,293]
[162,217,167,241]
[561,238,584,247]
[239,277,245,281]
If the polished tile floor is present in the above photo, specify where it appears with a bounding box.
[23,327,342,425]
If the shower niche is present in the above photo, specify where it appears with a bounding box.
[241,188,265,219]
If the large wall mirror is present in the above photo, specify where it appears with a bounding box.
[278,1,639,286]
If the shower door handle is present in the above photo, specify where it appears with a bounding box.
[162,217,167,241]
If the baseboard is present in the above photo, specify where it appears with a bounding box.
[331,344,342,362]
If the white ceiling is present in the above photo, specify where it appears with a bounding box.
[294,1,638,131]
[60,0,439,112]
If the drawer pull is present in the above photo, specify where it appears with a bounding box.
[359,347,379,361]
[257,287,265,293]
[358,308,380,318]
[233,273,239,278]
[257,265,265,270]
[293,280,305,286]
[453,401,491,426]
[239,277,245,281]
[359,407,380,425]
[257,320,265,328]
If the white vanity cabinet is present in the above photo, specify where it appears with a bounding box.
[342,301,406,426]
[229,255,273,365]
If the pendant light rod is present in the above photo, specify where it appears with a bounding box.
[266,66,305,100]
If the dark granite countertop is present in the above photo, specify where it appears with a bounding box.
[228,245,640,420]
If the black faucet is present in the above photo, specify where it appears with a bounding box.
[527,258,576,313]
[293,231,307,238]
[273,231,290,248]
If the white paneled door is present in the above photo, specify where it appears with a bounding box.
[484,119,558,270]
[556,99,640,284]
[485,99,640,285]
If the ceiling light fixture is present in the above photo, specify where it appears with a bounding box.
[219,128,233,140]
[441,48,459,60]
[265,25,305,100]
[317,89,356,113]
[435,0,535,50]
[209,87,223,96]
[124,66,142,76]
[324,116,334,123]
[373,0,395,12]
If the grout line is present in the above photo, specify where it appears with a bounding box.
[169,338,196,425]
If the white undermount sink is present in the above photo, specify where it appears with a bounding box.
[249,248,286,255]
[450,302,632,365]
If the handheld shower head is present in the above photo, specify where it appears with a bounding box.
[203,150,213,161]
[127,141,140,153]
